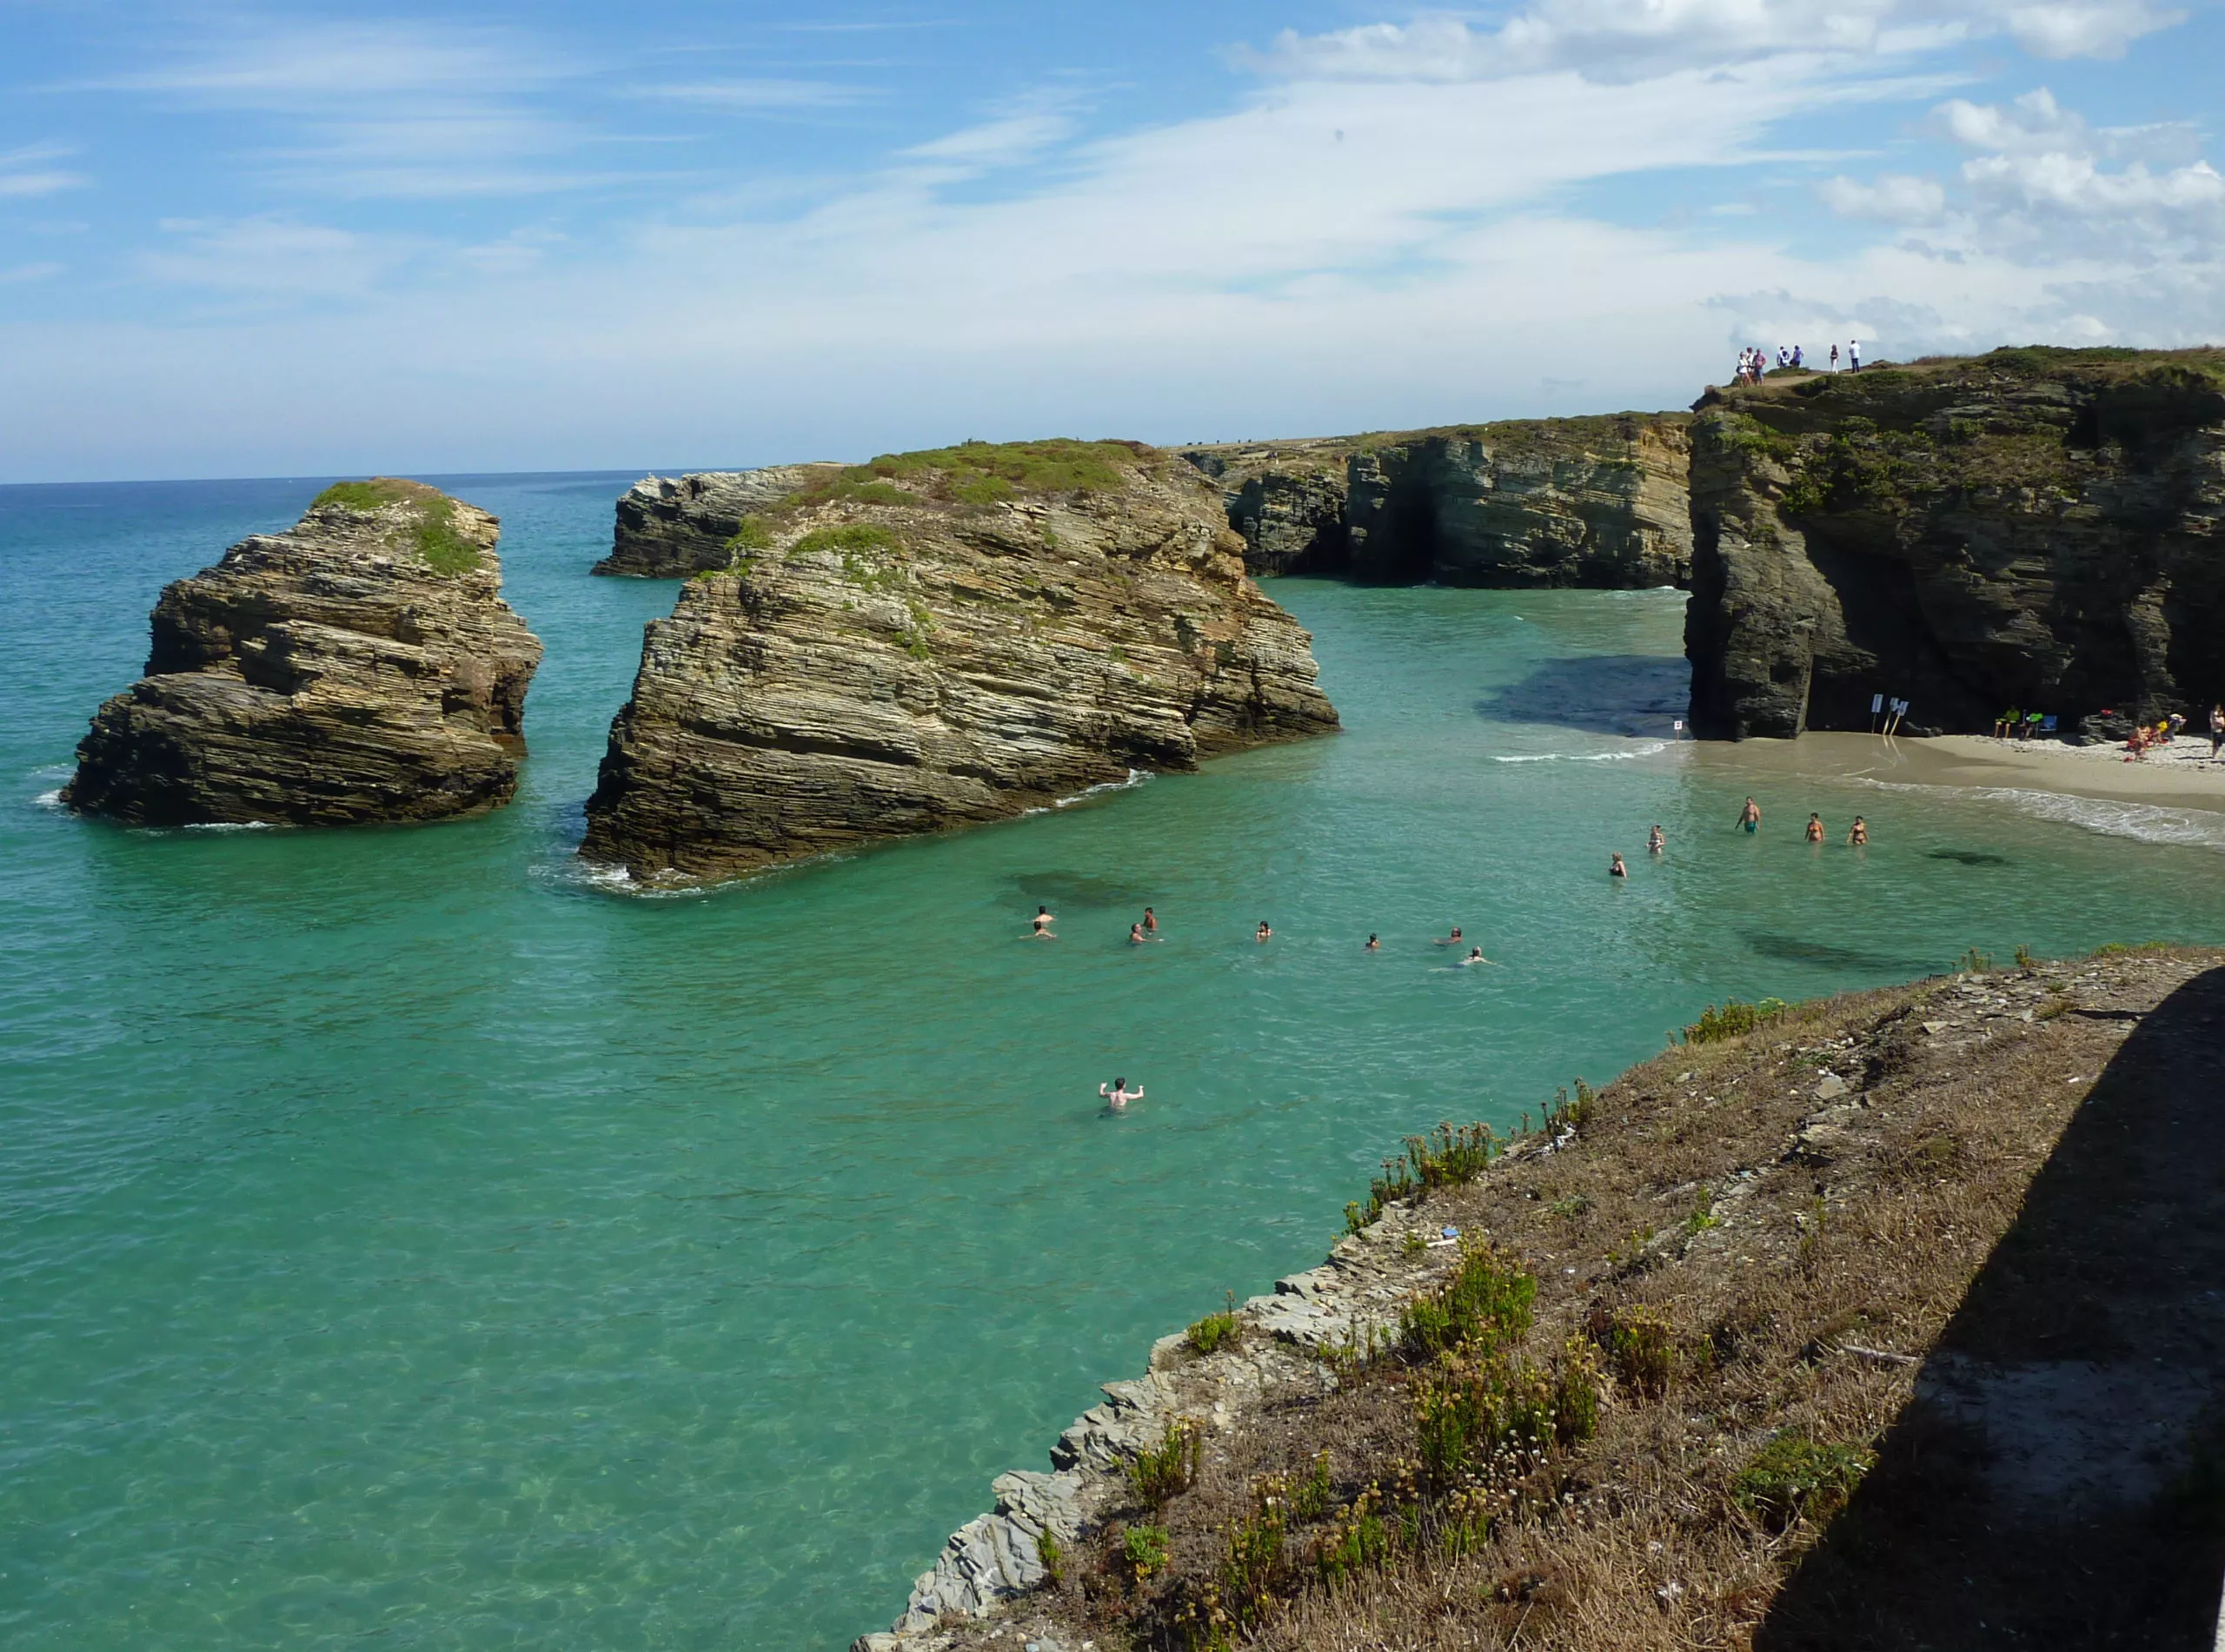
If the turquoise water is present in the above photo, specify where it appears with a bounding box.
[5,476,2225,1651]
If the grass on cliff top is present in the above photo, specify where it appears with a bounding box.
[971,944,2225,1652]
[311,477,482,575]
[779,439,1151,511]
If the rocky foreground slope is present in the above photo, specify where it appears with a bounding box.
[64,481,543,826]
[1686,347,2225,739]
[859,945,2225,1652]
[580,441,1338,880]
[1183,415,1692,587]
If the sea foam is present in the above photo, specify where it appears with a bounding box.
[1491,741,1670,765]
[1854,779,2225,853]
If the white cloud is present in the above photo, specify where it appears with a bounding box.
[1998,0,2182,57]
[134,218,408,298]
[0,261,65,283]
[641,78,867,109]
[0,141,89,198]
[1820,171,1949,219]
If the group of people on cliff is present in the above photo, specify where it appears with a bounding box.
[1734,341,1859,384]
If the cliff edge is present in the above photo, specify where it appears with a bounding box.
[1685,347,2225,739]
[63,480,544,826]
[579,440,1338,881]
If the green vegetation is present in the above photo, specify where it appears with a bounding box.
[1346,1121,1501,1233]
[1414,1340,1600,1489]
[311,477,482,575]
[1677,998,1788,1045]
[1598,1305,1675,1397]
[1128,1419,1202,1510]
[1734,1432,1874,1531]
[1036,1529,1066,1586]
[725,514,775,554]
[792,522,896,558]
[1398,1243,1536,1363]
[1122,1523,1171,1580]
[796,438,1145,509]
[1187,1296,1240,1356]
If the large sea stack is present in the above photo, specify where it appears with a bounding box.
[580,441,1339,881]
[64,480,543,825]
[1684,348,2225,739]
[1182,415,1693,587]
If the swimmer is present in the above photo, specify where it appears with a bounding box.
[1256,921,1272,943]
[1737,797,1762,833]
[1647,824,1664,854]
[1129,922,1147,945]
[1459,945,1491,966]
[1030,906,1058,940]
[1805,813,1824,843]
[1099,1077,1143,1111]
[1847,815,1869,846]
[1142,906,1159,935]
[1434,926,1465,947]
[1610,853,1628,879]
[1365,934,1381,951]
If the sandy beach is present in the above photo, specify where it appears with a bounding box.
[1685,729,2225,816]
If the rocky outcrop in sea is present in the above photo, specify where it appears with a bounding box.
[1684,348,2225,739]
[63,480,544,826]
[1183,415,1692,588]
[594,466,841,578]
[579,441,1339,881]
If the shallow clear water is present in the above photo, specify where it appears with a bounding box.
[4,477,2223,1651]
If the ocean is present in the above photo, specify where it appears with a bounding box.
[5,474,2222,1649]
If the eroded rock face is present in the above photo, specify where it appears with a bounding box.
[580,441,1338,881]
[63,481,544,825]
[594,465,840,577]
[1684,348,2225,739]
[1185,416,1692,588]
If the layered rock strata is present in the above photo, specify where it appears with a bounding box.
[63,480,543,826]
[580,441,1339,880]
[594,465,840,578]
[1184,415,1692,588]
[1685,348,2225,739]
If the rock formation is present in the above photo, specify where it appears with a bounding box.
[594,465,841,578]
[63,480,544,825]
[1684,348,2225,739]
[579,441,1339,881]
[1183,415,1692,588]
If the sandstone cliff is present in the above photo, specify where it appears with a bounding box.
[1684,348,2225,739]
[594,465,840,578]
[64,480,544,825]
[1183,415,1692,588]
[579,441,1339,881]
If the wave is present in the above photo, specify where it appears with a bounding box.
[34,789,63,811]
[1852,779,2225,853]
[1491,741,1670,766]
[1024,769,1155,816]
[183,820,274,832]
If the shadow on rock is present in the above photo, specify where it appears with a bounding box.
[1757,965,2225,1652]
[1474,654,1689,739]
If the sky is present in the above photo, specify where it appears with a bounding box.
[3,0,2222,481]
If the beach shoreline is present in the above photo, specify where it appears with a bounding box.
[1684,729,2225,816]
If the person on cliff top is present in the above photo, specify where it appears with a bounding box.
[1142,906,1158,934]
[1256,921,1272,942]
[1610,853,1628,879]
[1099,1078,1142,1111]
[1365,934,1381,952]
[1806,813,1825,843]
[1737,797,1762,833]
[1648,824,1665,854]
[1830,343,1841,371]
[1031,906,1057,939]
[1434,926,1465,946]
[1792,344,1804,369]
[1848,816,1869,846]
[1850,340,1862,370]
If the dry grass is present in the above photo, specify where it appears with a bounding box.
[947,947,2225,1652]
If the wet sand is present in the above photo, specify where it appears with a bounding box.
[1684,731,2225,815]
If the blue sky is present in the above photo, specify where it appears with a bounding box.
[3,0,2221,481]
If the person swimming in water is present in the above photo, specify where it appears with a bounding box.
[1256,921,1273,942]
[1142,906,1158,935]
[1434,926,1464,946]
[1805,813,1824,843]
[1847,815,1869,846]
[1129,922,1147,945]
[1459,945,1490,966]
[1610,853,1628,878]
[1737,797,1762,833]
[1099,1077,1143,1111]
[1647,824,1664,854]
[1031,906,1057,939]
[1365,934,1381,951]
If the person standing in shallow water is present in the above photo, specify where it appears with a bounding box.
[1737,798,1762,833]
[1648,824,1664,854]
[1848,815,1869,846]
[1030,906,1056,939]
[1256,921,1272,943]
[1610,853,1628,879]
[1142,906,1158,935]
[1807,813,1825,843]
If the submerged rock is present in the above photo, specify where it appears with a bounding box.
[1183,415,1692,588]
[63,480,543,825]
[1684,348,2225,739]
[579,440,1338,881]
